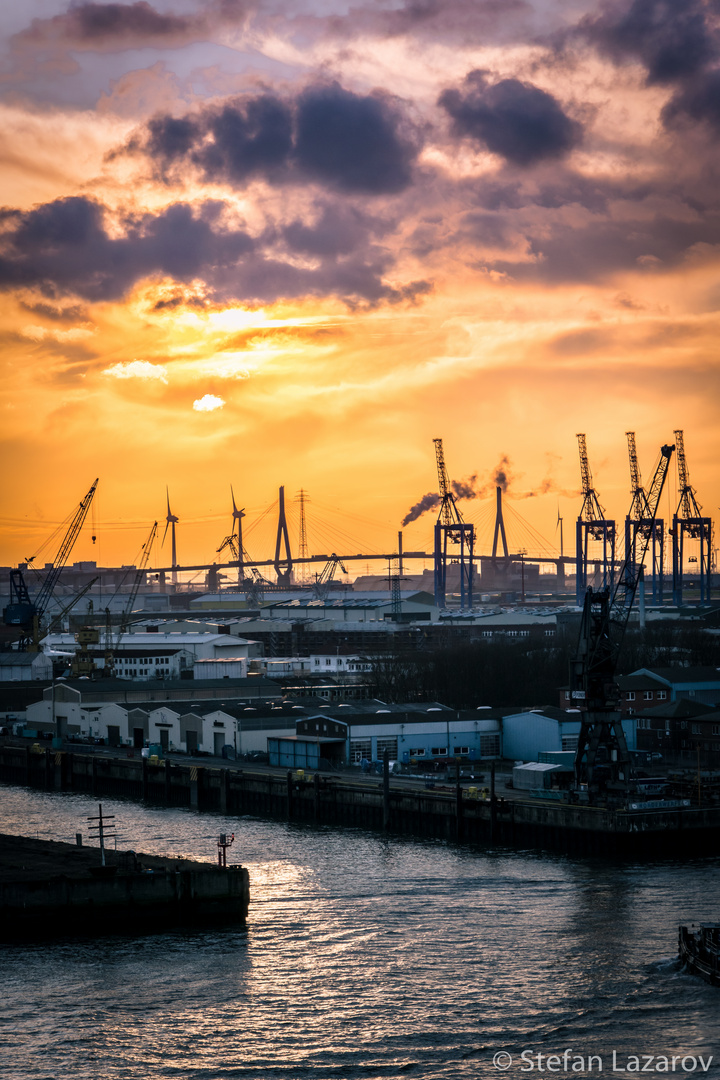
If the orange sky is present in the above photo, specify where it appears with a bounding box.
[1,0,718,575]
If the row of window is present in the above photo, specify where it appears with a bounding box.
[625,690,667,701]
[481,629,556,638]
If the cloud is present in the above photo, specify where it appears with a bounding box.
[294,83,418,194]
[0,193,426,307]
[0,196,254,302]
[139,82,420,195]
[102,359,168,382]
[193,393,226,411]
[579,0,716,85]
[12,0,245,52]
[662,69,720,131]
[439,71,582,166]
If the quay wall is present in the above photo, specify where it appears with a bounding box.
[2,745,719,856]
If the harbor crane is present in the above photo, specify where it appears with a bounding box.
[216,488,246,587]
[575,435,615,605]
[671,430,712,604]
[2,479,99,651]
[571,442,674,801]
[625,432,666,603]
[313,554,348,601]
[104,522,158,675]
[432,438,473,609]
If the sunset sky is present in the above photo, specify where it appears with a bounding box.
[1,0,718,575]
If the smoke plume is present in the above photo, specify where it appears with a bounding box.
[401,492,440,526]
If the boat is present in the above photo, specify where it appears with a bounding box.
[678,923,720,986]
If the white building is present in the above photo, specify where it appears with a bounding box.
[0,653,53,681]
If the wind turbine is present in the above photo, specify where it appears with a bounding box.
[230,486,246,587]
[163,488,179,585]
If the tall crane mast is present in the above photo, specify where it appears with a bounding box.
[626,432,649,518]
[672,429,712,603]
[674,429,704,522]
[434,438,463,528]
[575,435,615,604]
[3,479,99,651]
[105,522,158,674]
[571,442,675,800]
[432,438,473,610]
[313,554,348,601]
[625,432,665,602]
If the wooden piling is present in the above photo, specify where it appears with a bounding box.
[286,770,293,820]
[313,771,320,822]
[189,766,199,810]
[383,750,390,830]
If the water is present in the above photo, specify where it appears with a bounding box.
[0,787,718,1080]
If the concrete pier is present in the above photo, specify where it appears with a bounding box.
[1,744,719,856]
[0,832,250,938]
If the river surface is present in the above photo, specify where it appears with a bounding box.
[0,787,718,1080]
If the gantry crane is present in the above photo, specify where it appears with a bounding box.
[216,487,246,587]
[671,430,712,604]
[313,554,348,601]
[625,432,666,603]
[3,479,99,650]
[571,442,674,801]
[433,439,474,609]
[104,521,158,675]
[575,435,615,605]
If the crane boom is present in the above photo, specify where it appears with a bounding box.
[433,438,463,528]
[674,428,703,520]
[626,432,649,518]
[33,479,99,618]
[572,442,675,799]
[45,577,99,636]
[576,434,605,524]
[114,522,158,651]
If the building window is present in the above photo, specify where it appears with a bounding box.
[637,718,651,729]
[377,738,398,759]
[351,739,371,762]
[480,735,500,757]
[692,725,700,734]
[713,725,720,736]
[408,747,425,757]
[507,631,518,638]
[626,692,635,701]
[657,690,667,700]
[431,747,448,756]
[482,631,493,638]
[643,691,653,701]
[561,735,579,751]
[454,746,470,755]
[519,630,530,638]
[544,629,556,637]
[326,659,331,666]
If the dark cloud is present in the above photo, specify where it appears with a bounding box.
[19,300,88,322]
[15,0,245,50]
[439,71,582,166]
[295,83,417,193]
[140,83,419,195]
[283,204,387,257]
[662,69,720,130]
[0,197,254,301]
[579,0,716,85]
[0,195,425,308]
[69,2,191,40]
[193,97,293,183]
